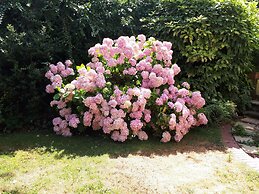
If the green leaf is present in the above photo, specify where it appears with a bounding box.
[53,94,60,100]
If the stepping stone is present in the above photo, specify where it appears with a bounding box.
[244,129,257,136]
[240,144,259,154]
[236,121,256,131]
[234,122,256,135]
[254,125,259,132]
[251,100,259,106]
[240,117,259,125]
[234,136,254,143]
[244,111,259,119]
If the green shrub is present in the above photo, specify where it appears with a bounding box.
[201,99,236,124]
[142,0,259,110]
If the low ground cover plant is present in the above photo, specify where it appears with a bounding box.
[46,35,208,142]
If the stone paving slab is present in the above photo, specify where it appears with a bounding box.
[240,144,259,154]
[234,136,254,143]
[236,121,256,130]
[244,111,259,119]
[251,100,259,106]
[241,117,259,125]
[234,122,256,136]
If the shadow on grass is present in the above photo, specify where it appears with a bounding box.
[0,125,226,158]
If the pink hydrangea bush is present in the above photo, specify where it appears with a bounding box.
[45,35,208,142]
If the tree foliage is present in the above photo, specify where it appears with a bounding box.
[142,0,259,110]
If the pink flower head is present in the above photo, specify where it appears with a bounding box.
[111,131,120,141]
[172,64,181,75]
[152,64,163,74]
[174,101,183,112]
[137,131,148,141]
[45,70,54,79]
[83,111,93,127]
[53,117,62,126]
[156,98,163,106]
[61,128,72,137]
[130,111,142,119]
[129,58,137,66]
[161,131,171,143]
[163,41,172,50]
[96,66,105,74]
[141,71,149,79]
[49,64,58,74]
[107,58,117,67]
[57,100,66,109]
[161,93,169,102]
[108,100,117,108]
[182,82,190,89]
[46,84,55,93]
[197,113,208,125]
[124,47,134,59]
[59,120,68,129]
[141,88,151,99]
[144,110,151,123]
[65,60,73,67]
[94,93,104,104]
[178,88,189,97]
[50,74,62,87]
[112,118,124,130]
[88,47,96,56]
[174,132,183,142]
[117,36,127,48]
[69,116,80,128]
[132,87,141,97]
[168,102,174,109]
[122,100,132,109]
[137,34,146,43]
[130,119,143,134]
[169,114,176,130]
[57,62,65,71]
[103,38,114,47]
[59,108,72,117]
[191,91,206,109]
[118,134,127,142]
[127,67,137,75]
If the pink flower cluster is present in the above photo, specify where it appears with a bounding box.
[45,60,74,93]
[82,87,151,142]
[46,35,208,142]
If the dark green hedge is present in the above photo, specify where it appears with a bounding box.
[0,0,258,131]
[0,0,156,131]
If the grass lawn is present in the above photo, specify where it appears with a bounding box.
[0,126,258,193]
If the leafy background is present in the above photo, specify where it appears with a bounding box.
[0,0,258,131]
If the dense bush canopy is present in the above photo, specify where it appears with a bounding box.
[46,35,208,142]
[0,0,258,131]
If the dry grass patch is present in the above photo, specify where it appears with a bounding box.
[102,151,259,193]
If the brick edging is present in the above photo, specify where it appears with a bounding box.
[221,124,240,149]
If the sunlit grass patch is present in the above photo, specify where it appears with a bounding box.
[0,126,258,193]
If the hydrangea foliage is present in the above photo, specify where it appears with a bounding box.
[46,35,208,142]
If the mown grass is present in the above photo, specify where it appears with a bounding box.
[0,125,222,158]
[0,125,258,193]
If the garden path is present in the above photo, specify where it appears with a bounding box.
[221,124,259,172]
